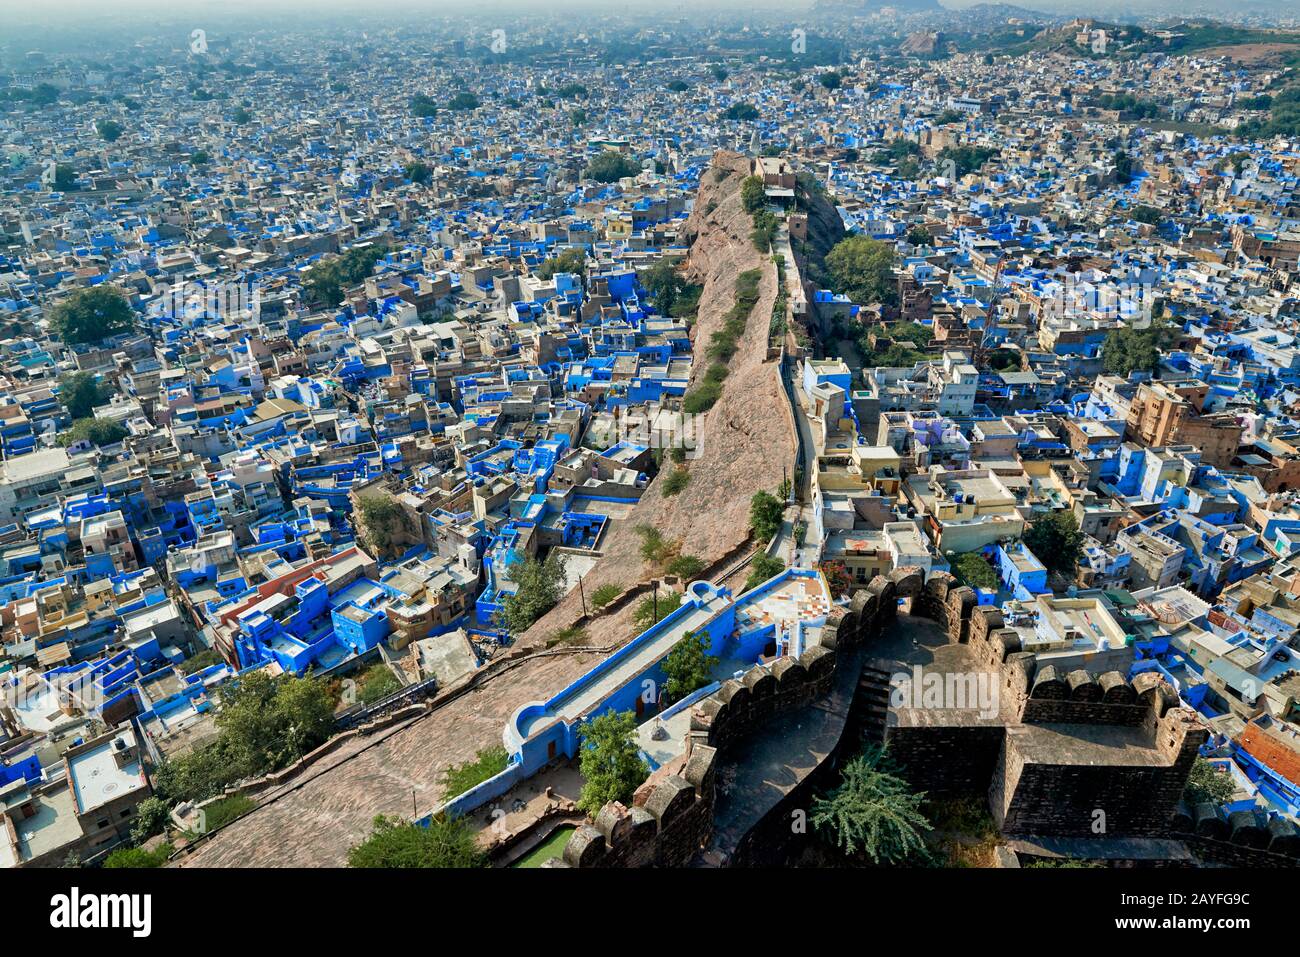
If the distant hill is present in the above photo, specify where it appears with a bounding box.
[962,19,1300,59]
[813,0,944,13]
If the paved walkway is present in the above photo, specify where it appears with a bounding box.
[702,644,864,864]
[175,649,603,868]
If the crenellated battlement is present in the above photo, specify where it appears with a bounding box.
[558,565,1242,867]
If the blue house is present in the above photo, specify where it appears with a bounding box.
[997,542,1049,601]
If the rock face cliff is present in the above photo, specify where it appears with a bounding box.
[174,155,802,867]
[519,150,797,646]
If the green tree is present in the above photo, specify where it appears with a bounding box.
[744,553,785,592]
[906,226,931,246]
[448,92,480,111]
[232,107,252,124]
[666,554,706,580]
[989,348,1021,372]
[662,631,719,702]
[1130,204,1163,226]
[1101,326,1159,376]
[859,321,934,367]
[95,119,124,143]
[749,490,785,544]
[57,417,127,447]
[535,247,587,280]
[1022,511,1084,578]
[148,745,237,806]
[214,671,336,778]
[357,664,401,705]
[348,814,487,868]
[749,210,780,249]
[104,844,171,868]
[404,161,432,184]
[498,552,566,635]
[1184,756,1235,806]
[190,149,210,166]
[819,71,842,90]
[740,175,767,214]
[178,648,223,675]
[937,145,996,177]
[1113,149,1134,184]
[825,235,897,306]
[759,208,774,248]
[442,746,510,797]
[682,380,723,414]
[872,138,921,168]
[28,83,61,106]
[302,245,387,306]
[410,94,438,117]
[723,102,759,120]
[951,552,998,591]
[48,286,135,344]
[129,796,173,844]
[636,524,673,564]
[585,150,640,183]
[58,371,111,420]
[577,711,647,815]
[633,590,682,631]
[642,257,687,315]
[52,164,78,191]
[811,745,932,864]
[591,583,622,609]
[662,467,690,496]
[356,494,407,557]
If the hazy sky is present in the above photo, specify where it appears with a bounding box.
[0,0,816,16]
[2,0,1299,31]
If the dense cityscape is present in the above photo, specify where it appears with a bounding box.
[0,0,1294,909]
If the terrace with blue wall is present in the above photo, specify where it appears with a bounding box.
[427,570,832,822]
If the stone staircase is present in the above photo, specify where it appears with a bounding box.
[855,659,898,747]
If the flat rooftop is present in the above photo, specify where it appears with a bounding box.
[68,735,147,815]
[1008,722,1165,768]
[0,447,70,483]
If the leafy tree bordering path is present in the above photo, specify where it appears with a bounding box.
[661,631,720,703]
[348,814,486,868]
[577,711,648,816]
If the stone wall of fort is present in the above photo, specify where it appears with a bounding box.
[555,566,1296,867]
[557,565,911,868]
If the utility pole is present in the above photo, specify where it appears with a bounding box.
[578,574,587,617]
